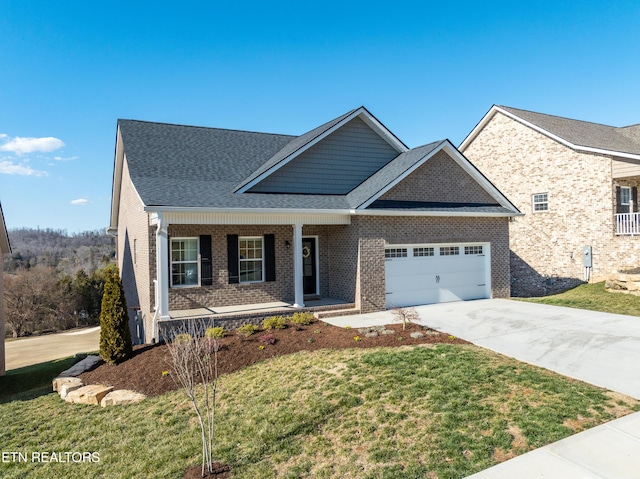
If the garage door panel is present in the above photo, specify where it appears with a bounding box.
[385,243,489,308]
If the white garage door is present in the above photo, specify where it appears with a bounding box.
[385,243,490,308]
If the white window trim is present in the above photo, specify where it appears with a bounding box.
[532,192,549,213]
[239,236,265,284]
[621,186,631,206]
[170,237,201,288]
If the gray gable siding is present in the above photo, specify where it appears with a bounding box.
[248,117,400,194]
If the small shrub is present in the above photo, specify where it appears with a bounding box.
[307,338,315,343]
[174,333,192,344]
[259,334,277,345]
[236,324,259,337]
[344,325,352,330]
[205,326,226,339]
[262,316,287,330]
[313,329,321,334]
[290,312,314,326]
[354,336,361,342]
[258,345,265,350]
[99,268,133,364]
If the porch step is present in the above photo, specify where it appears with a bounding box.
[315,308,361,319]
[306,302,356,313]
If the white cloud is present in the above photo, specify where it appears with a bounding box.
[71,198,90,205]
[0,160,48,176]
[53,155,78,162]
[0,135,65,155]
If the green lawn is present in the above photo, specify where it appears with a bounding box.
[1,344,638,479]
[517,281,640,316]
[0,356,77,403]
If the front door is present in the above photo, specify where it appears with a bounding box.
[302,237,317,295]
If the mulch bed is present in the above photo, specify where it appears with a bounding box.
[79,321,467,397]
[78,320,467,478]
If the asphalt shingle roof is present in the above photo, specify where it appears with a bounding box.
[118,112,512,214]
[234,108,359,192]
[499,106,640,156]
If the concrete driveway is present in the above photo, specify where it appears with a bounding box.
[415,299,640,399]
[4,326,100,371]
[325,299,640,477]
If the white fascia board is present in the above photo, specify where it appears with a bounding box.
[109,126,125,230]
[352,209,522,218]
[145,206,353,215]
[461,106,640,161]
[357,108,409,153]
[235,109,366,194]
[440,141,520,212]
[357,140,519,213]
[459,105,498,152]
[236,108,409,194]
[357,141,448,209]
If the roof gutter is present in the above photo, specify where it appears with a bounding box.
[144,205,521,218]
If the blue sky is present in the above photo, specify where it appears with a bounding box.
[1,1,639,232]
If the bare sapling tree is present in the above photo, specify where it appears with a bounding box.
[165,320,219,477]
[390,306,420,330]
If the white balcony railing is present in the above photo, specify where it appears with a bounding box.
[616,213,640,235]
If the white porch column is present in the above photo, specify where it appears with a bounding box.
[292,223,305,308]
[156,213,170,323]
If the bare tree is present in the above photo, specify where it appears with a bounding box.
[3,266,66,337]
[390,306,420,331]
[165,321,219,477]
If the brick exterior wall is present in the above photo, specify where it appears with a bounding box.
[117,148,511,342]
[381,149,497,204]
[116,158,155,344]
[462,111,640,296]
[166,225,294,310]
[354,215,511,312]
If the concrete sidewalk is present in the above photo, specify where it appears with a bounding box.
[323,299,640,478]
[4,326,100,370]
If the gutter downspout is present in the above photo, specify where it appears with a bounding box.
[153,212,170,343]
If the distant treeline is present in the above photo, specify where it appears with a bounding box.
[2,228,117,337]
[3,227,115,275]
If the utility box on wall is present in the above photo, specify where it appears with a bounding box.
[583,246,592,268]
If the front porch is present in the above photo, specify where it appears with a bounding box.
[169,297,357,321]
[157,298,360,339]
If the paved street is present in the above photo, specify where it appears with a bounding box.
[4,326,100,370]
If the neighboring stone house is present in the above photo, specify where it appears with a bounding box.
[0,203,11,375]
[460,105,640,296]
[109,107,520,344]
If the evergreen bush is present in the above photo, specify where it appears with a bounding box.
[99,268,132,364]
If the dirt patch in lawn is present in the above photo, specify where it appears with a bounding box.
[79,321,466,398]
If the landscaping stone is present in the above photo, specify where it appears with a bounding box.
[605,272,640,296]
[410,332,425,339]
[365,332,379,338]
[65,384,113,405]
[381,329,396,335]
[59,380,84,400]
[100,390,146,407]
[58,355,102,378]
[52,376,83,392]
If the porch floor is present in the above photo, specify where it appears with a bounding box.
[169,297,353,320]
